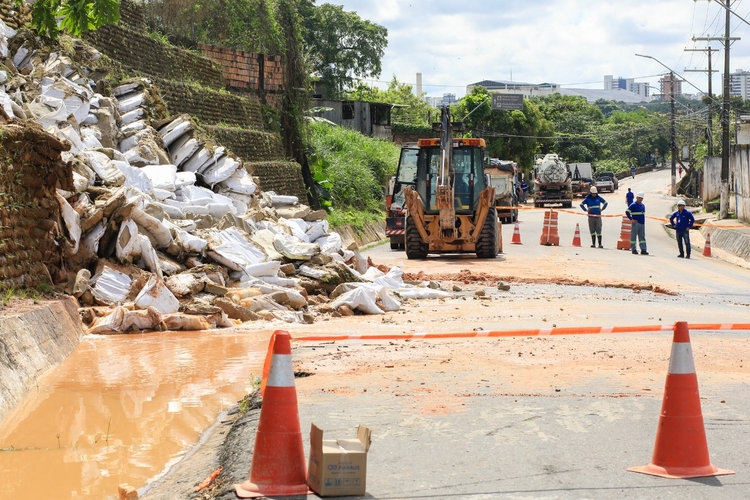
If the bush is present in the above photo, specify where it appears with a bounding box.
[308,121,399,214]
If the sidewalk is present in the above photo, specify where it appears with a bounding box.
[673,211,750,268]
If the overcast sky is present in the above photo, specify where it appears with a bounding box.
[330,0,750,99]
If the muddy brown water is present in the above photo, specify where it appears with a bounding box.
[0,329,274,500]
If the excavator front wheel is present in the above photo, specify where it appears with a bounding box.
[405,216,428,259]
[476,207,498,259]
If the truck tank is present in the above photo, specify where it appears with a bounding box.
[533,154,572,208]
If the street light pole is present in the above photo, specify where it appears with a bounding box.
[721,0,731,219]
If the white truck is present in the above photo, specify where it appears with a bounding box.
[569,162,593,197]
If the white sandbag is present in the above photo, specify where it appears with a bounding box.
[161,313,213,331]
[178,185,215,204]
[0,91,15,119]
[88,306,126,334]
[278,218,308,241]
[175,171,196,188]
[138,234,162,279]
[82,150,126,185]
[81,113,97,125]
[140,164,177,192]
[150,188,173,201]
[314,232,342,254]
[134,275,180,313]
[80,127,103,149]
[273,232,320,260]
[118,92,145,114]
[196,147,226,175]
[119,108,144,126]
[120,306,163,332]
[181,146,214,173]
[243,261,281,277]
[269,193,299,206]
[113,81,143,97]
[168,135,201,168]
[176,227,208,253]
[91,267,132,305]
[249,229,284,261]
[201,155,240,186]
[254,276,299,288]
[165,273,205,297]
[161,121,192,148]
[297,265,327,280]
[396,287,452,300]
[116,219,142,264]
[217,169,257,195]
[341,249,355,262]
[55,190,81,254]
[80,219,107,259]
[120,119,147,138]
[330,287,385,315]
[72,171,90,192]
[363,266,404,289]
[305,220,329,243]
[229,197,248,216]
[131,207,173,248]
[153,201,183,220]
[53,124,85,154]
[164,199,210,216]
[115,160,154,192]
[206,227,267,272]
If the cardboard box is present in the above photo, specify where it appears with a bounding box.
[307,423,372,497]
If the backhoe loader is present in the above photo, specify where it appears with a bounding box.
[402,106,501,259]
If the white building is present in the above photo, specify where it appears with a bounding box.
[466,80,560,98]
[727,70,750,100]
[604,75,650,98]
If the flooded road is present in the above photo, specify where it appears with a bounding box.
[0,328,273,499]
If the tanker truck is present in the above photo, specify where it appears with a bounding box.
[533,153,572,208]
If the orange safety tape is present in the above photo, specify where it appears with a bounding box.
[507,206,748,228]
[290,323,750,343]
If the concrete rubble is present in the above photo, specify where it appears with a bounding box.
[1,25,452,333]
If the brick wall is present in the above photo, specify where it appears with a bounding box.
[198,45,285,105]
[0,125,72,288]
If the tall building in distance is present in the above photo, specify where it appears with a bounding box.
[604,75,650,98]
[727,69,750,100]
[659,74,682,101]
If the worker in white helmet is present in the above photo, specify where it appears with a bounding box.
[580,185,608,248]
[669,199,695,258]
[626,192,648,255]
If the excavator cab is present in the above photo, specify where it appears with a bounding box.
[417,139,487,213]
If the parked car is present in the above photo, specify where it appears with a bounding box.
[594,172,618,193]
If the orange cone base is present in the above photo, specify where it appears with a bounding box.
[234,481,312,498]
[628,463,734,479]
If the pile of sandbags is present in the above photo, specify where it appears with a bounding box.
[1,24,450,333]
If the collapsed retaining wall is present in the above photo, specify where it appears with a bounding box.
[0,297,84,421]
[699,226,750,262]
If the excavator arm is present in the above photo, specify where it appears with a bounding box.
[435,106,457,239]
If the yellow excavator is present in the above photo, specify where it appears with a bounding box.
[402,106,501,259]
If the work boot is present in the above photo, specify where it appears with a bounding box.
[632,250,638,254]
[686,255,691,259]
[678,254,684,258]
[591,236,596,248]
[597,236,603,248]
[641,251,649,255]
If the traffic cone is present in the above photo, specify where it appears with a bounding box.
[703,233,712,257]
[539,209,559,246]
[235,330,311,498]
[572,223,581,247]
[511,221,522,244]
[628,322,734,479]
[616,215,632,250]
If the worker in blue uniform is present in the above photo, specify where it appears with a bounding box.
[669,199,695,258]
[580,186,608,248]
[626,192,648,255]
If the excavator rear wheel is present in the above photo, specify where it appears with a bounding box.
[476,207,498,259]
[405,216,428,259]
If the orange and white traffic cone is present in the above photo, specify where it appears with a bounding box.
[628,321,734,479]
[235,330,311,498]
[703,233,712,257]
[572,223,581,247]
[539,209,560,246]
[511,221,522,244]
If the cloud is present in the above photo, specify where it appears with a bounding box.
[329,0,750,98]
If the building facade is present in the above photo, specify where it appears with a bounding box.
[604,75,650,98]
[728,70,750,100]
[659,74,683,100]
[465,80,560,98]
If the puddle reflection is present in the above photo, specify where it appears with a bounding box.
[0,329,271,499]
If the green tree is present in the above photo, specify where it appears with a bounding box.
[347,77,432,126]
[29,0,121,39]
[302,3,387,98]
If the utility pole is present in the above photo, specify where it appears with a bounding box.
[670,71,677,196]
[695,1,737,219]
[685,47,718,155]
